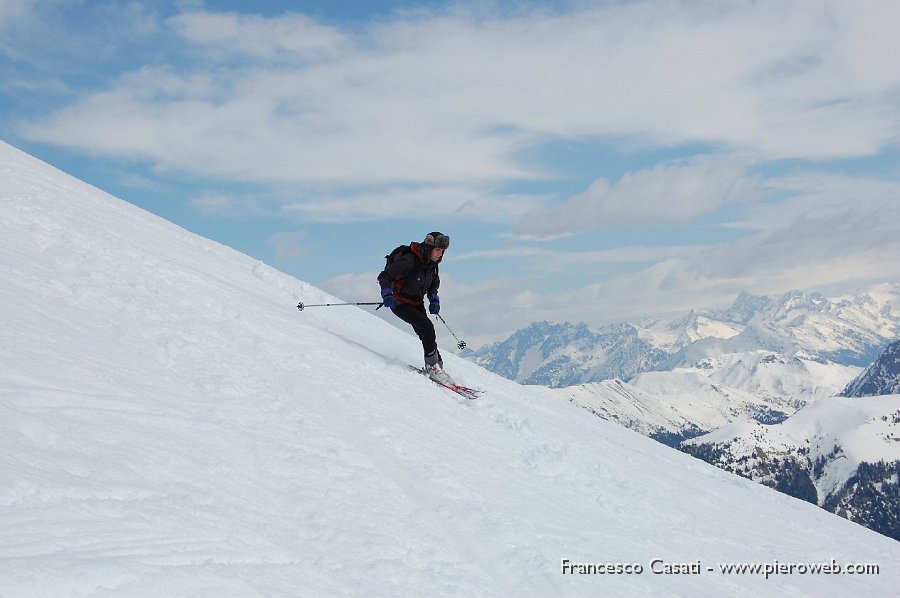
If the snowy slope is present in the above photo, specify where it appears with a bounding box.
[681,395,900,539]
[549,351,860,443]
[687,351,861,404]
[551,375,769,444]
[547,379,709,441]
[684,396,900,501]
[2,140,900,597]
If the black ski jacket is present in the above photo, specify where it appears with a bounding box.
[377,242,441,306]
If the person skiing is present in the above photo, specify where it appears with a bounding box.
[378,231,452,384]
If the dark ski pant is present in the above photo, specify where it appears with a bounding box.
[392,303,442,366]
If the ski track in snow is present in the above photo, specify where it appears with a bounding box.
[2,140,900,597]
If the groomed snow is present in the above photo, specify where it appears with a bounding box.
[2,140,899,597]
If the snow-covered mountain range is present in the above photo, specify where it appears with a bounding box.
[8,143,900,594]
[470,285,900,387]
[551,350,861,444]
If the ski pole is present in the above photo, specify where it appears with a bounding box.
[436,314,467,350]
[297,301,383,311]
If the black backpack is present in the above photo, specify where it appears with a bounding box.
[383,244,412,270]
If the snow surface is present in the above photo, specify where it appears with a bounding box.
[551,351,861,440]
[547,379,712,438]
[2,140,899,597]
[636,350,860,419]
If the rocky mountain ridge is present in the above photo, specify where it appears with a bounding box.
[842,340,900,397]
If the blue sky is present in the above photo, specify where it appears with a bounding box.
[2,0,899,348]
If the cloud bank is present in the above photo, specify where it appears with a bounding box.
[20,1,900,189]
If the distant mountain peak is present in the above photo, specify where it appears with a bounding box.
[774,289,830,317]
[718,291,775,324]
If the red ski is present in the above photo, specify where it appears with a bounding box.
[409,365,482,400]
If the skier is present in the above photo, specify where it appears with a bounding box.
[378,232,453,384]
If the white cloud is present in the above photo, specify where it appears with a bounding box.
[168,11,347,60]
[453,243,705,273]
[0,0,37,27]
[689,210,900,288]
[516,156,755,236]
[280,184,546,223]
[20,0,900,191]
[741,173,900,228]
[2,1,159,63]
[267,231,308,260]
[188,191,271,218]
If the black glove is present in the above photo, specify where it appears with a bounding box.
[381,288,396,309]
[428,293,440,315]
